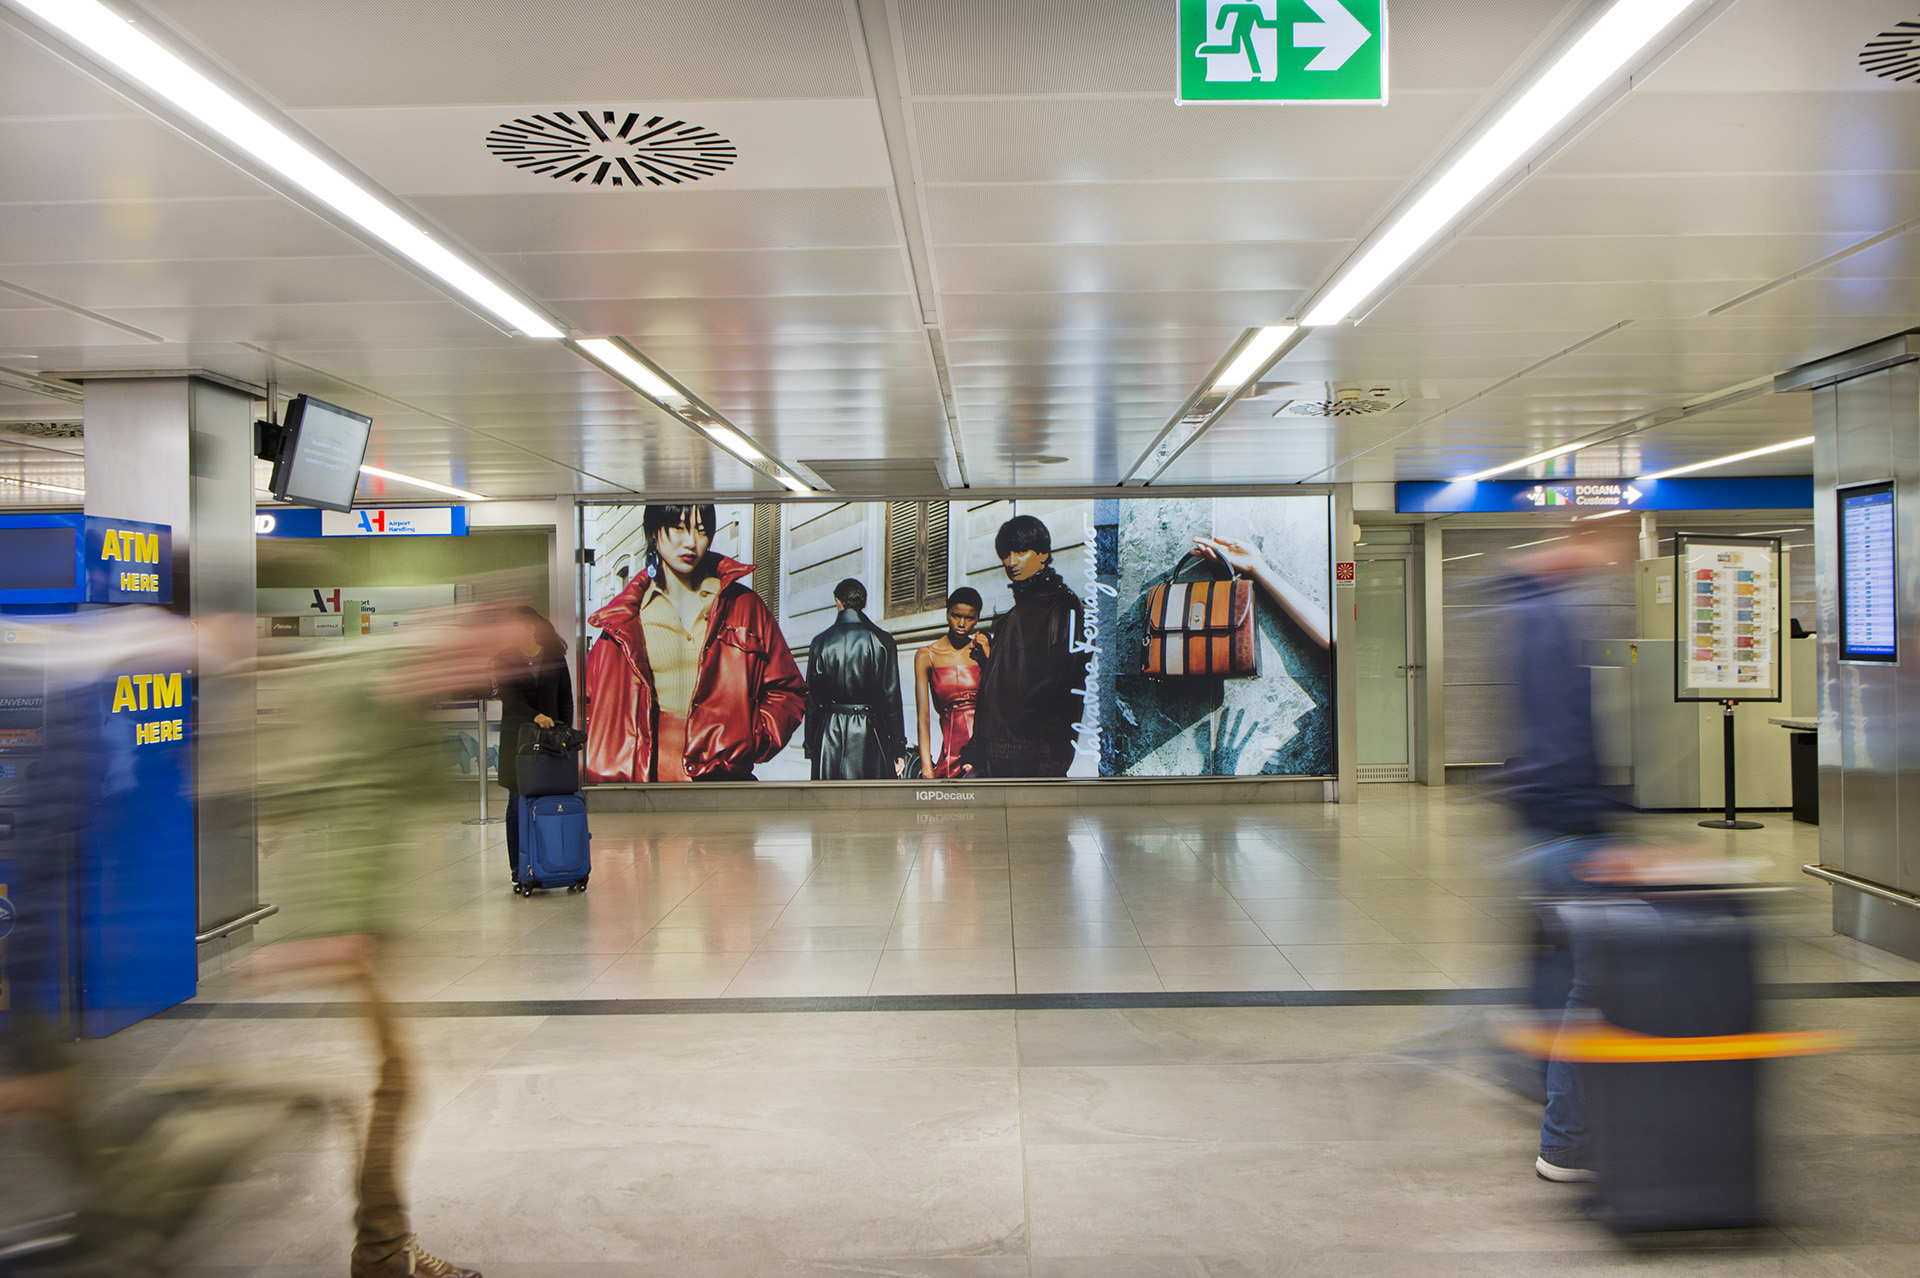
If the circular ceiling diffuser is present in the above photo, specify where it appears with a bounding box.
[2,421,82,438]
[486,110,737,186]
[1861,19,1920,82]
[1286,399,1393,417]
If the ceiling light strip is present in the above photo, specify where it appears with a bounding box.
[357,464,487,502]
[574,338,816,493]
[1635,436,1813,482]
[9,0,563,340]
[0,474,85,495]
[1125,325,1303,484]
[1300,0,1706,327]
[1446,374,1782,486]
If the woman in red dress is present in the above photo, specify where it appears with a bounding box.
[913,588,990,779]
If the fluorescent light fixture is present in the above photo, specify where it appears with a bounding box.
[1454,440,1594,483]
[1580,508,1634,520]
[0,475,85,495]
[1211,326,1299,392]
[1441,552,1484,563]
[573,338,681,402]
[1302,0,1702,327]
[1635,436,1813,482]
[358,464,487,502]
[704,424,764,464]
[573,336,815,493]
[11,0,562,340]
[1507,535,1570,550]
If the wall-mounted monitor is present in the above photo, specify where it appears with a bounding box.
[1839,480,1897,664]
[269,395,372,513]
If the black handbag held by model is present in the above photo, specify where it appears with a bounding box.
[515,722,586,798]
[1557,892,1762,1233]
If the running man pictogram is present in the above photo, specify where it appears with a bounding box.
[1196,3,1281,79]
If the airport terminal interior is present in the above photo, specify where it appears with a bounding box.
[3,0,1920,1274]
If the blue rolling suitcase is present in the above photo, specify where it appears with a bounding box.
[514,792,591,895]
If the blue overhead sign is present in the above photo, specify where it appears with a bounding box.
[1396,477,1814,515]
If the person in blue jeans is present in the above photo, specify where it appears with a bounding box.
[1495,529,1629,1183]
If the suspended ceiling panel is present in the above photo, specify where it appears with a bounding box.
[0,0,1910,505]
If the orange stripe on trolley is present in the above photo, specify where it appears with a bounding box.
[1496,1021,1854,1063]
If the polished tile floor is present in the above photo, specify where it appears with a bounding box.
[212,784,1920,1004]
[22,786,1920,1275]
[49,994,1920,1275]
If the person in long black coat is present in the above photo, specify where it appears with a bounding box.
[494,605,574,877]
[803,579,905,780]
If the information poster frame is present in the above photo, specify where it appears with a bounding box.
[1672,532,1784,704]
[1837,479,1898,665]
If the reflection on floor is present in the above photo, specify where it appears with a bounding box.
[32,786,1920,1275]
[209,784,1920,1004]
[66,997,1920,1275]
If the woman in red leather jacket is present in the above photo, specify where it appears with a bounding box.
[582,504,806,782]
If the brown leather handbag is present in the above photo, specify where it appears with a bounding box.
[1141,552,1257,678]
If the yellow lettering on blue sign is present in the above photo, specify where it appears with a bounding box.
[101,531,160,564]
[111,673,185,714]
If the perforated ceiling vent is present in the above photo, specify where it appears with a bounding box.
[1280,387,1406,417]
[2,421,82,438]
[486,111,737,186]
[1861,19,1920,82]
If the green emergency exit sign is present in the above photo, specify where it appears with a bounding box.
[1178,0,1386,103]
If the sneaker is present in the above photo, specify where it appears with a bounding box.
[350,1237,482,1278]
[1535,1154,1595,1184]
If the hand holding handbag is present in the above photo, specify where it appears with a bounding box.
[1141,551,1258,678]
[516,723,586,797]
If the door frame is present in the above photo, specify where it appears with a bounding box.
[1352,545,1418,782]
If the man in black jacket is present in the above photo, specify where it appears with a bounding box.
[967,515,1089,778]
[804,579,906,780]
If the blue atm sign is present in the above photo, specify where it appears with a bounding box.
[1396,477,1814,515]
[0,514,172,604]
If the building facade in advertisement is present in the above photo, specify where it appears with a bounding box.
[578,496,1335,783]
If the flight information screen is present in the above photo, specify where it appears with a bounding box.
[1840,481,1897,663]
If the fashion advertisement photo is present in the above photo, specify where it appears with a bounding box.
[579,495,1334,783]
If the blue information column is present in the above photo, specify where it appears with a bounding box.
[0,513,196,1037]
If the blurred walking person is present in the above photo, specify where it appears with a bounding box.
[493,605,573,880]
[1496,528,1626,1185]
[255,609,514,1278]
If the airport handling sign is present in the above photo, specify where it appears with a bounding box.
[1178,0,1386,104]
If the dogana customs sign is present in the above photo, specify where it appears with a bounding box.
[1178,0,1386,103]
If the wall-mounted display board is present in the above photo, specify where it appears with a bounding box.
[1674,533,1782,703]
[1838,480,1897,664]
[577,495,1335,783]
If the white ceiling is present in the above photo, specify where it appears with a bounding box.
[0,0,1915,503]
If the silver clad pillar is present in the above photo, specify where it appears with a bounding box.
[82,375,259,944]
[1778,331,1920,958]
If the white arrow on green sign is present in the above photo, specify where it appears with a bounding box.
[1178,0,1386,104]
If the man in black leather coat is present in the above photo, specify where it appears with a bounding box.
[966,515,1089,778]
[804,579,906,780]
